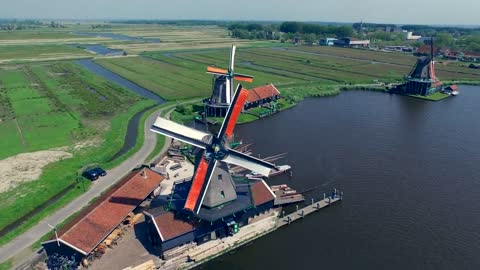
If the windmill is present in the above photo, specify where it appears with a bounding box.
[204,45,254,117]
[151,84,277,214]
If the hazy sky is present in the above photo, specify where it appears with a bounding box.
[1,0,478,25]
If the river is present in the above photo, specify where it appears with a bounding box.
[200,86,480,270]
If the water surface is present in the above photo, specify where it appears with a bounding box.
[201,86,480,270]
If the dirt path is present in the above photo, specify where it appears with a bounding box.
[13,118,27,146]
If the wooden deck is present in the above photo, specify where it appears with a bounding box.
[278,193,342,227]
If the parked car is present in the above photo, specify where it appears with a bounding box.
[82,167,106,181]
[82,169,99,181]
[93,167,107,177]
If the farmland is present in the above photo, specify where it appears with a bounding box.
[95,45,480,104]
[0,61,154,243]
[1,22,479,254]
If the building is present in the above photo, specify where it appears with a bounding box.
[334,37,370,48]
[144,179,276,257]
[319,38,337,46]
[244,84,281,110]
[416,45,440,56]
[203,46,254,117]
[384,46,413,53]
[143,210,196,257]
[42,168,164,266]
[402,30,422,40]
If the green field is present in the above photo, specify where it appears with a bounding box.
[0,61,155,242]
[0,44,92,63]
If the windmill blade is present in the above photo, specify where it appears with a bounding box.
[223,149,276,177]
[234,74,254,83]
[229,45,236,71]
[151,117,211,149]
[217,84,249,139]
[184,158,217,214]
[207,66,228,76]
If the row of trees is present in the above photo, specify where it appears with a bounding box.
[228,22,354,42]
[279,22,353,38]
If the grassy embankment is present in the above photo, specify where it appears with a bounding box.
[0,260,11,270]
[0,61,155,246]
[407,92,450,101]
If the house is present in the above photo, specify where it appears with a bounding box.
[462,51,480,62]
[244,84,281,110]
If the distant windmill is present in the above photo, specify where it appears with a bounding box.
[204,45,254,117]
[151,85,277,214]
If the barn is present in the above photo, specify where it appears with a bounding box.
[42,168,164,266]
[244,84,281,110]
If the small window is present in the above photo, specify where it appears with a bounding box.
[218,174,223,181]
[220,191,225,198]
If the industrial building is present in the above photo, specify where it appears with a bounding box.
[334,37,370,48]
[319,37,337,46]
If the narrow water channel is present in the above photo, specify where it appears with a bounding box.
[76,59,165,160]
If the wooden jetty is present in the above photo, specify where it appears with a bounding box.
[278,190,343,227]
[271,184,305,206]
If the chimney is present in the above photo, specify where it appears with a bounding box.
[140,169,148,179]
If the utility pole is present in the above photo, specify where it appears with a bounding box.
[47,223,59,246]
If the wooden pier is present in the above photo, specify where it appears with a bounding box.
[278,190,343,227]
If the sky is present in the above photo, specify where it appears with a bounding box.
[0,0,478,26]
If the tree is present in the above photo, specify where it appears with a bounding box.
[304,33,317,45]
[336,26,353,38]
[435,32,453,48]
[280,21,303,33]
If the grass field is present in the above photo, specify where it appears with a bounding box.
[0,61,155,244]
[0,44,92,63]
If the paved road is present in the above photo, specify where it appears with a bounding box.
[0,100,197,266]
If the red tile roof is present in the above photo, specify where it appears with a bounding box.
[58,169,163,254]
[251,180,275,206]
[417,45,439,54]
[150,212,195,241]
[464,51,480,57]
[246,84,280,103]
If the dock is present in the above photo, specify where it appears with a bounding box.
[278,190,343,227]
[271,184,305,206]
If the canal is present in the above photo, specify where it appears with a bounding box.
[200,86,480,270]
[76,59,165,160]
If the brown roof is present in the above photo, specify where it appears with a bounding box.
[246,84,280,103]
[417,45,439,54]
[58,169,163,254]
[151,212,195,241]
[251,180,275,206]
